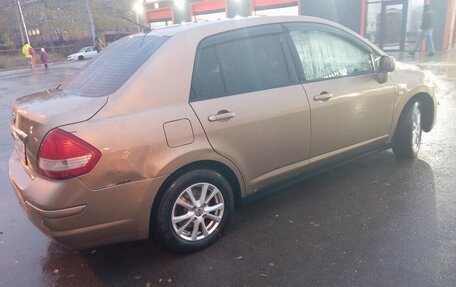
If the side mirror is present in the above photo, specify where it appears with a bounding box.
[378,55,396,73]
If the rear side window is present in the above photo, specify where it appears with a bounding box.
[61,36,168,97]
[191,33,291,101]
[191,47,225,100]
[217,35,290,95]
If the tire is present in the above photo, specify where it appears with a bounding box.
[153,169,234,253]
[78,55,84,61]
[392,100,423,158]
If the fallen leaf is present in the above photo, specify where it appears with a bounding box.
[235,256,243,260]
[288,220,294,224]
[90,250,97,255]
[167,278,172,283]
[68,274,75,279]
[134,275,142,280]
[309,221,315,225]
[145,282,151,287]
[159,278,163,282]
[53,269,59,274]
[269,262,275,267]
[314,223,320,228]
[259,273,268,278]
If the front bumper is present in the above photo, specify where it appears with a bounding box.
[8,150,167,249]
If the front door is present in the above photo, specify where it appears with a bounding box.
[189,27,311,191]
[285,22,396,161]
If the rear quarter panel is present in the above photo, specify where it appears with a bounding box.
[65,103,245,195]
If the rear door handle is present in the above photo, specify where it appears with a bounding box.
[313,92,333,101]
[208,110,236,122]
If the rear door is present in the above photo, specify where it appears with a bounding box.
[190,25,311,192]
[284,23,396,161]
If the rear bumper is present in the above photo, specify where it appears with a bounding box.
[8,150,167,249]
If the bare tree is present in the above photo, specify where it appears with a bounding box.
[1,0,138,47]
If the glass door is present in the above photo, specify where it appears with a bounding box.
[366,0,409,51]
[381,1,408,51]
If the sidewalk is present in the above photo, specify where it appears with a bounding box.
[389,50,456,65]
[0,60,86,79]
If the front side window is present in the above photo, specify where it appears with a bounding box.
[289,28,374,81]
[191,32,291,101]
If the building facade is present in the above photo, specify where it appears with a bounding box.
[142,0,456,51]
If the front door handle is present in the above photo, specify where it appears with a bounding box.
[208,110,236,122]
[313,92,333,101]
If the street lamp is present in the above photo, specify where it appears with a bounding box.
[17,1,30,44]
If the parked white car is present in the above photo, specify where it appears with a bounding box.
[67,46,98,61]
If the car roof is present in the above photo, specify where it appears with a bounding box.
[137,15,340,38]
[133,15,383,56]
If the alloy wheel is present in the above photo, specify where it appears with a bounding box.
[171,182,225,241]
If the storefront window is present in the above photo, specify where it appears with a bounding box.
[193,12,226,22]
[406,0,426,50]
[366,2,382,45]
[254,5,299,16]
[150,20,172,29]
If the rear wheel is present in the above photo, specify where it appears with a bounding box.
[392,101,423,158]
[154,169,234,253]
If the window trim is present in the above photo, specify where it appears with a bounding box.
[283,22,377,84]
[199,24,283,48]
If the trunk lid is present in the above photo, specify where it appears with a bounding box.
[11,88,107,177]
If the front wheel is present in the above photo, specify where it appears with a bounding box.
[392,101,423,158]
[154,169,234,253]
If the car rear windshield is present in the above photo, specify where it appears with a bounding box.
[61,35,168,97]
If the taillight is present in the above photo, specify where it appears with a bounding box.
[37,128,101,180]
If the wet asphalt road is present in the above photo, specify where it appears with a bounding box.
[0,54,455,287]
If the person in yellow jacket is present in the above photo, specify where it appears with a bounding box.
[22,43,36,68]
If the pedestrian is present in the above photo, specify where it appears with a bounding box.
[94,37,103,52]
[40,48,48,69]
[29,45,37,68]
[22,42,32,67]
[409,4,435,56]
